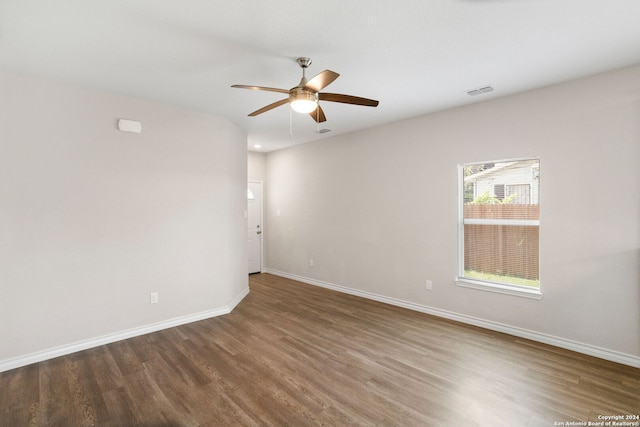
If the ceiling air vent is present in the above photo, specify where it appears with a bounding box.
[467,85,494,96]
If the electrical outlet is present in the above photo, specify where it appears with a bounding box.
[425,280,433,291]
[309,259,314,267]
[150,292,159,304]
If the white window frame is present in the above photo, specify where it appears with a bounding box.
[456,158,543,300]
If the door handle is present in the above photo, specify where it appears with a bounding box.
[257,230,262,235]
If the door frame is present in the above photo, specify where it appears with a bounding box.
[248,180,264,273]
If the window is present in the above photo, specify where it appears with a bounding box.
[494,184,505,201]
[506,184,531,204]
[457,158,541,299]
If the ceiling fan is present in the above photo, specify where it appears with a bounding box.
[231,57,379,123]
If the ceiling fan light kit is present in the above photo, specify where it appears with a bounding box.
[232,57,379,125]
[289,87,318,113]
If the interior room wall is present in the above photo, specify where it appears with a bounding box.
[0,71,248,367]
[248,151,267,182]
[264,65,640,362]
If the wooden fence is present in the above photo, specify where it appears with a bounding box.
[464,204,539,280]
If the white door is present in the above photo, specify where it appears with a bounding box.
[247,181,263,274]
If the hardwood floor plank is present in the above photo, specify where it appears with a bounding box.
[0,363,39,426]
[140,356,214,426]
[65,353,111,424]
[107,340,144,377]
[117,368,182,426]
[152,334,211,389]
[85,346,126,394]
[101,386,141,426]
[1,273,638,426]
[38,356,104,426]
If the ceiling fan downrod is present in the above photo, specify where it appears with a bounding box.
[296,57,312,87]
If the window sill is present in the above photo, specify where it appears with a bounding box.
[455,277,543,300]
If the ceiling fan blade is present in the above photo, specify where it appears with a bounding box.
[319,93,379,107]
[231,84,289,94]
[248,98,289,116]
[308,105,327,123]
[304,70,340,92]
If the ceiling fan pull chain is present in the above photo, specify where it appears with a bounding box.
[289,107,293,139]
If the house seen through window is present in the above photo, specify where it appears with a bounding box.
[458,158,541,297]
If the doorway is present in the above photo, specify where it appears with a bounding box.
[247,181,263,274]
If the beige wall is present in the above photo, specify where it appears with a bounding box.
[248,151,267,182]
[0,71,248,365]
[264,65,640,359]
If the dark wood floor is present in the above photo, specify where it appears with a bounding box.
[1,273,638,426]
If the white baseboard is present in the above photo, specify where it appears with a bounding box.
[228,286,250,311]
[265,269,640,368]
[0,287,250,373]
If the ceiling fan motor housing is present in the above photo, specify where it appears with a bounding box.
[289,87,317,101]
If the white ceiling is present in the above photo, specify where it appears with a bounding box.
[1,1,639,152]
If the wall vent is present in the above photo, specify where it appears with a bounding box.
[467,85,494,96]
